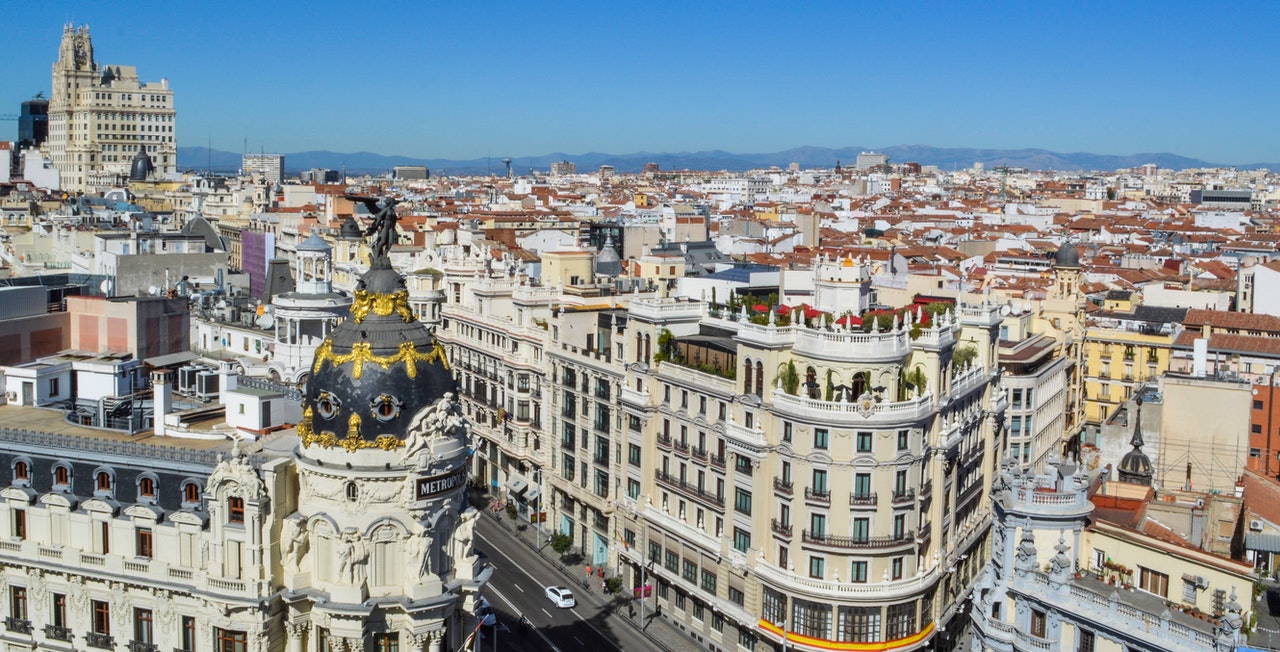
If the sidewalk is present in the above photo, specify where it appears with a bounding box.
[472,491,698,652]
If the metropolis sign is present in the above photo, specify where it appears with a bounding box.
[415,467,468,501]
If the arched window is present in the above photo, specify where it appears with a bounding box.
[755,361,764,398]
[851,372,868,399]
[96,470,113,492]
[743,358,754,395]
[13,461,28,481]
[183,482,201,504]
[54,465,70,487]
[139,477,156,498]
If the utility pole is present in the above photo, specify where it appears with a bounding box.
[639,524,647,627]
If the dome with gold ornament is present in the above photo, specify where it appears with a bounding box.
[297,198,455,454]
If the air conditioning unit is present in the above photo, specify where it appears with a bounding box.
[1251,519,1264,532]
[195,371,220,400]
[1195,576,1209,589]
[4,391,15,402]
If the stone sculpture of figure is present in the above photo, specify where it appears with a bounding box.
[402,402,441,465]
[414,530,434,578]
[282,518,309,572]
[355,196,399,267]
[337,533,355,583]
[351,535,369,586]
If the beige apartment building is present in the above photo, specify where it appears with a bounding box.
[48,25,177,193]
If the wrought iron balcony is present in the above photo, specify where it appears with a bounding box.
[5,617,31,634]
[804,487,831,504]
[770,519,792,538]
[891,489,916,505]
[849,491,877,507]
[801,530,915,550]
[87,632,115,649]
[44,624,73,641]
[772,478,793,495]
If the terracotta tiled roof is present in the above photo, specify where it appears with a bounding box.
[1183,309,1280,335]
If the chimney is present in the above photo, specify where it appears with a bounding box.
[152,370,173,437]
[1192,338,1208,377]
[218,360,240,406]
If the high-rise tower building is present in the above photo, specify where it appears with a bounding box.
[48,24,177,192]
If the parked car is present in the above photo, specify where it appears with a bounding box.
[545,586,576,608]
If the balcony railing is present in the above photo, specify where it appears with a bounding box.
[849,492,877,507]
[5,617,31,634]
[87,632,115,649]
[709,453,726,469]
[801,530,914,550]
[657,434,673,450]
[655,471,725,508]
[771,519,792,538]
[891,489,916,505]
[673,440,690,454]
[773,478,794,495]
[593,452,610,466]
[44,624,73,641]
[691,446,708,462]
[130,641,160,652]
[804,487,831,504]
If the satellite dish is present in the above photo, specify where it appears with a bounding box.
[1022,302,1032,313]
[99,279,113,295]
[1000,305,1011,316]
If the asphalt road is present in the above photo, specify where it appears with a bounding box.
[474,516,643,652]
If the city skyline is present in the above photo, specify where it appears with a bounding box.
[6,1,1280,165]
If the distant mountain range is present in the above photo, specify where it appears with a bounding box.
[177,144,1277,176]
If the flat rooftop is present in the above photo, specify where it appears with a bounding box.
[0,404,230,451]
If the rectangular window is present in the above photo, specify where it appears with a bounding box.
[734,489,752,514]
[182,616,197,651]
[135,608,154,644]
[1183,578,1198,603]
[729,586,745,607]
[216,628,247,652]
[809,556,825,579]
[713,612,726,632]
[1078,629,1095,652]
[701,569,717,594]
[814,428,829,450]
[892,557,904,580]
[627,479,640,499]
[1139,567,1169,597]
[628,444,641,466]
[735,455,753,475]
[886,602,916,640]
[838,606,881,643]
[1031,609,1046,638]
[856,431,872,452]
[227,497,244,524]
[897,429,909,451]
[810,513,826,536]
[93,600,111,635]
[136,528,153,558]
[374,633,398,652]
[682,559,698,582]
[53,593,67,628]
[11,586,27,621]
[738,629,755,650]
[812,469,828,493]
[12,509,25,540]
[851,560,868,583]
[733,528,750,553]
[664,550,679,572]
[854,473,871,497]
[783,421,792,443]
[853,518,869,542]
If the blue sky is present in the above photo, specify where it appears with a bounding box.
[5,1,1277,163]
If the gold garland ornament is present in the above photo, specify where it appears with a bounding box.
[350,290,415,324]
[312,339,449,380]
[299,409,402,452]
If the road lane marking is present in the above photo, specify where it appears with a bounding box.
[514,583,524,592]
[487,585,561,652]
[542,608,553,618]
[481,523,619,651]
[574,636,585,645]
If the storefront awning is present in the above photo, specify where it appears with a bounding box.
[525,485,541,502]
[506,476,528,496]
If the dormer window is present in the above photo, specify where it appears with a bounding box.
[139,477,156,499]
[227,497,244,524]
[183,482,201,505]
[54,465,70,487]
[13,461,28,482]
[96,471,113,493]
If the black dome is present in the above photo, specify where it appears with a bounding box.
[129,147,153,181]
[1054,244,1081,268]
[1118,448,1153,484]
[339,216,363,240]
[300,266,454,451]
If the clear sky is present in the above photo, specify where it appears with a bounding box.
[6,1,1278,164]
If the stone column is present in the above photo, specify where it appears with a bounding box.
[286,623,308,652]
